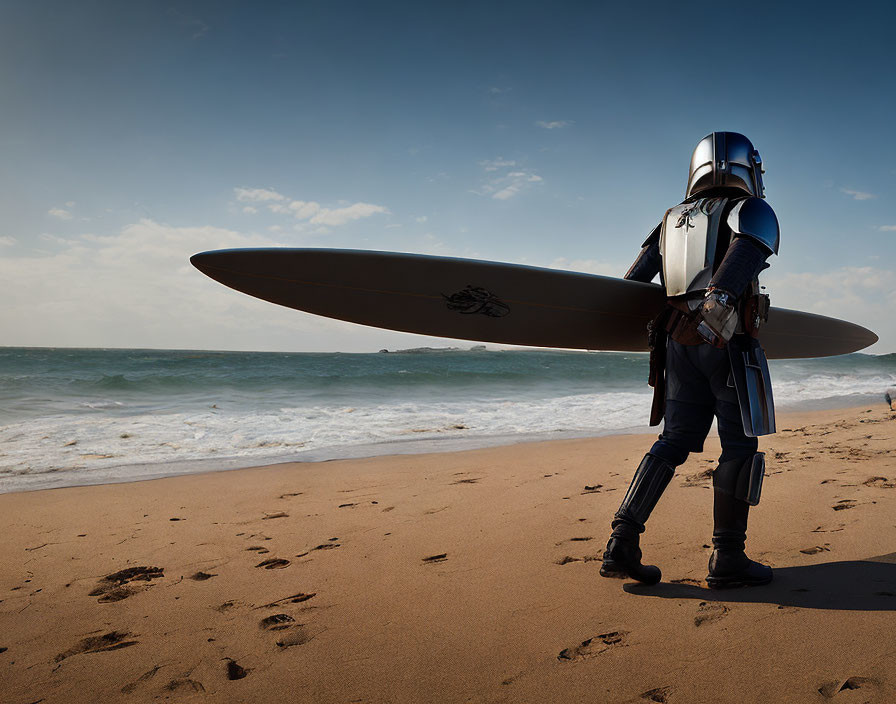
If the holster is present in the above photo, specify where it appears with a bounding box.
[647,309,670,426]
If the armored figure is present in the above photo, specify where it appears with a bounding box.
[601,132,778,588]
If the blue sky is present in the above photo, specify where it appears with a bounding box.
[1,0,894,352]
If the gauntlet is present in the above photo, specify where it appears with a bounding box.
[696,288,737,348]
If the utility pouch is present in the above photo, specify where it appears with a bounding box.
[665,300,706,346]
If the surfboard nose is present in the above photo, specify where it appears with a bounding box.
[861,326,879,348]
[190,249,227,273]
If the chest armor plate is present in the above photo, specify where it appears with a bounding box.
[660,197,728,296]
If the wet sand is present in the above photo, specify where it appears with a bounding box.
[2,405,895,703]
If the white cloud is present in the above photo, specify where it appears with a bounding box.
[486,170,543,201]
[236,187,388,227]
[48,207,73,220]
[242,206,257,214]
[878,225,896,231]
[479,157,516,172]
[288,200,322,220]
[310,202,389,226]
[489,86,510,94]
[535,120,573,129]
[492,186,519,201]
[475,158,543,201]
[415,216,428,223]
[65,201,75,207]
[0,219,324,349]
[234,187,285,202]
[0,235,16,247]
[841,188,875,201]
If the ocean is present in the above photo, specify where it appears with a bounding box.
[1,346,894,493]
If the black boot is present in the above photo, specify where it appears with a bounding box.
[600,454,675,585]
[706,457,772,589]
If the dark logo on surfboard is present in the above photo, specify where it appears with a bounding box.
[443,286,510,318]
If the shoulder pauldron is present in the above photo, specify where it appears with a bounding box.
[727,197,780,255]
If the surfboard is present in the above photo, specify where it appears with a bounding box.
[190,248,878,359]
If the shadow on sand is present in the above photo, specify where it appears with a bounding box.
[623,552,896,611]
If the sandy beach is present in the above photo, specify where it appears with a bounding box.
[2,404,895,703]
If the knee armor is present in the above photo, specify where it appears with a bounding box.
[713,452,765,506]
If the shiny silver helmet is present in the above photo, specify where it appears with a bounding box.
[685,132,765,199]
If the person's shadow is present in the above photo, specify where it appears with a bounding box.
[623,552,896,610]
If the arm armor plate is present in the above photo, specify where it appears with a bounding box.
[709,237,769,298]
[727,197,780,256]
[624,223,662,282]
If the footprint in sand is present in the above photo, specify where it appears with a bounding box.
[557,631,628,661]
[640,686,673,703]
[260,592,316,608]
[120,665,164,694]
[259,614,295,630]
[89,566,164,603]
[817,677,876,699]
[556,556,581,565]
[189,571,216,581]
[312,541,341,551]
[246,546,270,555]
[55,631,139,662]
[680,468,714,487]
[226,659,249,680]
[275,626,314,649]
[800,545,831,555]
[863,476,896,488]
[694,602,728,627]
[164,679,205,693]
[422,553,448,564]
[670,578,702,586]
[811,525,845,533]
[832,500,857,511]
[256,558,290,569]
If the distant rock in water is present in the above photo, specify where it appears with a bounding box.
[377,346,463,354]
[886,388,896,411]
